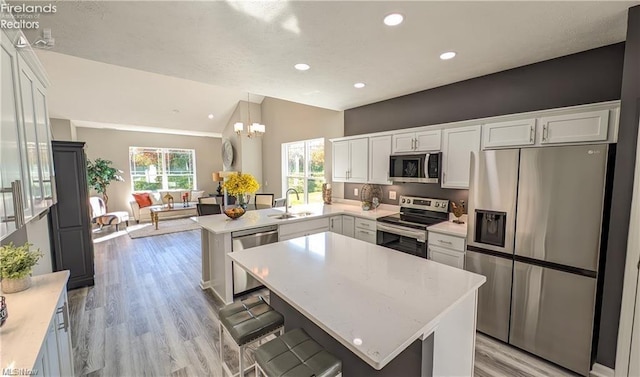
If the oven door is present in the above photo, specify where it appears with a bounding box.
[376,223,427,258]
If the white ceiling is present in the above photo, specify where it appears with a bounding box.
[16,1,638,131]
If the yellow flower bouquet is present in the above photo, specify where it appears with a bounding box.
[221,172,260,197]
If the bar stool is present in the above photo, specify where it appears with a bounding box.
[255,328,342,377]
[218,296,284,377]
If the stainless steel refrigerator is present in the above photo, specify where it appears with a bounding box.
[465,144,610,376]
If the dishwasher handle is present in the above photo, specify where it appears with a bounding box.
[233,229,279,242]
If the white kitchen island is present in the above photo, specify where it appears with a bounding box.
[229,232,486,377]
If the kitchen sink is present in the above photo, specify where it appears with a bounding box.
[268,211,314,220]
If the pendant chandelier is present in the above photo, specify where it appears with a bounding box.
[234,93,266,138]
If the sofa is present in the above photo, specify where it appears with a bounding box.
[129,190,205,223]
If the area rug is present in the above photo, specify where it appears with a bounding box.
[126,218,200,239]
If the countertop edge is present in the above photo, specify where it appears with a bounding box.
[1,271,70,372]
[194,204,398,235]
[229,249,485,370]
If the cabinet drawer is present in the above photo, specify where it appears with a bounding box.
[355,228,377,244]
[355,218,376,231]
[428,245,465,269]
[279,218,330,237]
[428,231,465,251]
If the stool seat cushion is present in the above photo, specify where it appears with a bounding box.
[219,296,284,346]
[255,328,341,377]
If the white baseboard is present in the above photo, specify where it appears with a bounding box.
[590,363,614,377]
[199,280,211,290]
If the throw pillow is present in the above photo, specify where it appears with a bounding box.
[132,193,152,208]
[191,190,205,201]
[150,192,163,205]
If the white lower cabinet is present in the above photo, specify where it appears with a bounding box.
[428,230,466,269]
[329,216,343,234]
[279,218,330,241]
[342,216,355,238]
[354,218,376,243]
[428,245,465,269]
[34,290,73,377]
[328,215,353,237]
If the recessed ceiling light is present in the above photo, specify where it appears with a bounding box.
[208,114,214,119]
[384,13,404,26]
[294,63,310,71]
[354,82,366,89]
[440,51,457,60]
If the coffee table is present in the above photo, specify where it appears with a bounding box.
[149,205,197,230]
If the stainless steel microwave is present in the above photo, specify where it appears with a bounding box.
[389,153,441,183]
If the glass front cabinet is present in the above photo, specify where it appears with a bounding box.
[0,30,55,240]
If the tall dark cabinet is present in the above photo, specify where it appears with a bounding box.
[49,141,95,289]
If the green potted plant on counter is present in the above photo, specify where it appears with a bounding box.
[0,242,43,294]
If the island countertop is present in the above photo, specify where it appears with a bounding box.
[192,202,398,234]
[228,232,486,370]
[1,271,70,372]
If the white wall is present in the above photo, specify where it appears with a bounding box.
[221,101,263,189]
[28,216,53,276]
[51,123,223,213]
[260,97,344,198]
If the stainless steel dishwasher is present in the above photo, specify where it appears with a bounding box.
[231,225,279,296]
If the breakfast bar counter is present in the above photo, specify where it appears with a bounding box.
[229,232,486,376]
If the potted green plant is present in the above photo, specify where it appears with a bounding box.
[87,158,124,210]
[0,242,43,294]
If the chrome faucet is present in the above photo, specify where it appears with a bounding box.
[284,188,300,216]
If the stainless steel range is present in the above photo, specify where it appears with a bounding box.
[376,196,449,258]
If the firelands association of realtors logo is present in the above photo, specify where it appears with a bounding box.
[0,2,57,30]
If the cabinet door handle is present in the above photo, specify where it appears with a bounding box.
[530,126,534,142]
[542,124,548,141]
[411,138,415,150]
[360,223,370,227]
[414,138,419,150]
[438,239,453,245]
[56,302,69,332]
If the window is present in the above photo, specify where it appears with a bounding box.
[129,147,196,191]
[282,138,325,205]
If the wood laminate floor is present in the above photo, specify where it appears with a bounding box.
[70,227,578,377]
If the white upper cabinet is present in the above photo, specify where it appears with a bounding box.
[331,138,368,183]
[483,119,536,148]
[392,130,441,153]
[332,141,350,181]
[539,110,609,144]
[368,135,392,185]
[392,132,416,153]
[415,130,442,151]
[442,125,481,189]
[349,138,368,182]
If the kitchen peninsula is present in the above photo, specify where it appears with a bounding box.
[192,202,398,304]
[230,232,486,376]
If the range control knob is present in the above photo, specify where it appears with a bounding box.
[401,198,406,203]
[406,199,411,204]
[434,202,440,208]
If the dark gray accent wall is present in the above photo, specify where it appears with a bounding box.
[345,43,624,136]
[597,5,640,369]
[344,41,631,368]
